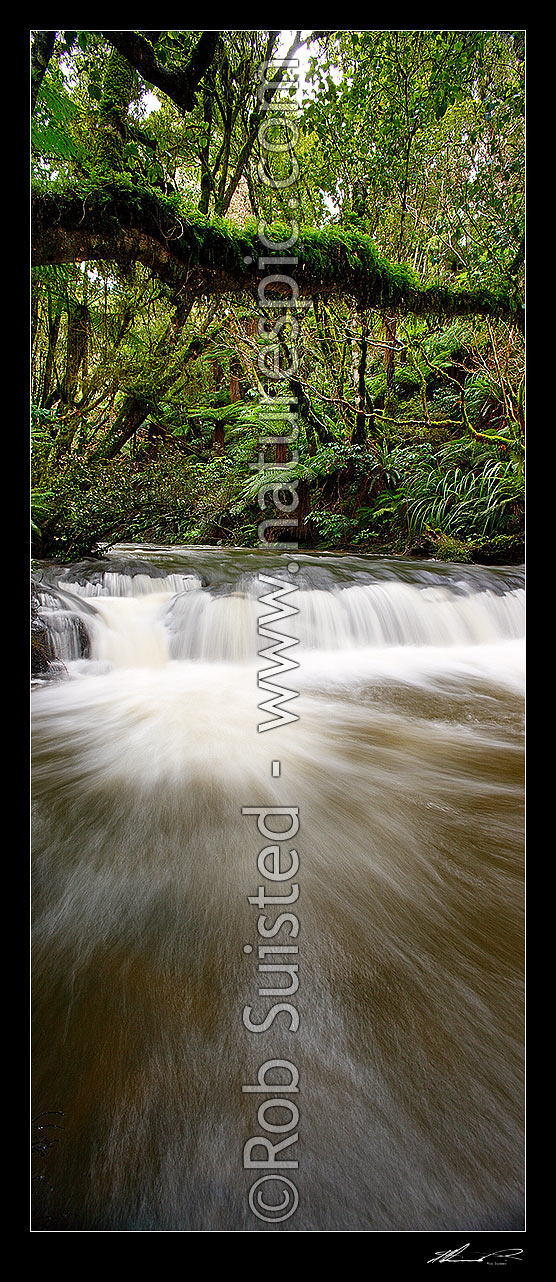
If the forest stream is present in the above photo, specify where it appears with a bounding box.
[31,546,524,1231]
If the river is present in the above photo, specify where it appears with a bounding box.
[31,545,525,1231]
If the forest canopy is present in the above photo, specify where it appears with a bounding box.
[31,29,525,564]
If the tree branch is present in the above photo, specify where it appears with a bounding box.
[101,30,220,114]
[32,185,525,330]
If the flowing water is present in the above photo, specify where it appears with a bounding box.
[31,546,525,1232]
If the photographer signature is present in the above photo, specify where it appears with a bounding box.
[428,1245,523,1264]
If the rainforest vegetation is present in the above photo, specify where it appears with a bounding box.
[31,29,525,564]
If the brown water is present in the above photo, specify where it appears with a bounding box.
[31,548,525,1231]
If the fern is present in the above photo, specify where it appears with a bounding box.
[32,73,86,167]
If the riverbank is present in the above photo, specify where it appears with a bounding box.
[32,526,525,571]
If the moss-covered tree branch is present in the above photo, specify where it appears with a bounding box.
[32,183,524,330]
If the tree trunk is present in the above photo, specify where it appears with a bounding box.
[95,47,137,173]
[296,478,310,541]
[289,378,333,447]
[90,396,150,461]
[213,421,225,453]
[384,315,397,398]
[42,297,63,407]
[199,72,214,215]
[31,30,56,113]
[60,301,89,406]
[352,319,368,444]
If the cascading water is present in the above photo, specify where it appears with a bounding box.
[31,545,525,1232]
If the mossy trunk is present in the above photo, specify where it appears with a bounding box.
[95,48,137,174]
[60,301,89,406]
[352,320,369,445]
[90,396,150,462]
[31,31,56,114]
[384,316,397,393]
[42,297,63,407]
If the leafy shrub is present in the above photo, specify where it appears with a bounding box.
[398,438,524,540]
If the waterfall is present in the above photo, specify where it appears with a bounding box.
[31,548,525,1232]
[33,553,524,669]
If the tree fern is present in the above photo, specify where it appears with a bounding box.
[32,71,87,169]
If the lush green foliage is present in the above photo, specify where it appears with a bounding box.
[31,29,524,565]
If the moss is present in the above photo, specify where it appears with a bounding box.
[95,49,138,174]
[470,532,525,565]
[32,181,524,329]
[433,533,474,563]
